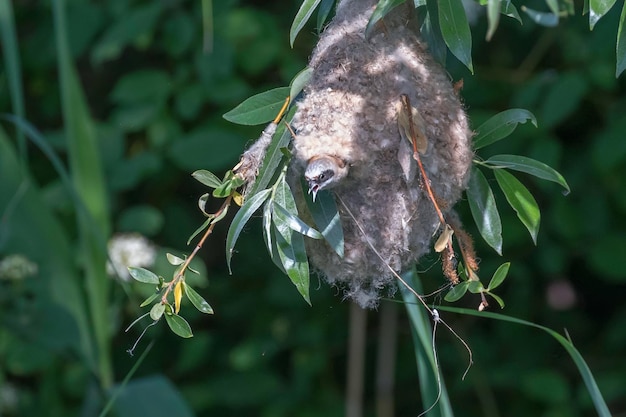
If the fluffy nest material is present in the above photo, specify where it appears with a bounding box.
[289,0,474,308]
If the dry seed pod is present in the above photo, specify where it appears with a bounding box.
[289,0,474,308]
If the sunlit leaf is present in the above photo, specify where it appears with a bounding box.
[486,0,501,40]
[183,282,214,314]
[445,281,469,302]
[150,303,165,321]
[438,0,473,72]
[223,87,290,125]
[225,188,272,273]
[192,169,222,189]
[485,154,570,194]
[488,262,511,290]
[128,267,160,284]
[589,0,618,29]
[473,109,537,149]
[365,0,406,38]
[166,253,185,266]
[617,1,626,76]
[263,200,274,255]
[467,167,503,254]
[174,281,183,314]
[521,6,559,26]
[290,0,322,46]
[164,313,193,338]
[273,202,323,239]
[290,67,313,102]
[494,169,541,243]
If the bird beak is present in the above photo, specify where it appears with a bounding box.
[308,183,320,202]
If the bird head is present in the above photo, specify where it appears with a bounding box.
[305,155,349,202]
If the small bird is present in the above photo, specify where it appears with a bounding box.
[304,155,349,201]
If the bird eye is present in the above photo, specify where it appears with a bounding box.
[318,173,326,181]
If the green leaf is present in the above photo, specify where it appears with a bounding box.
[225,188,272,273]
[545,0,560,16]
[494,169,541,243]
[263,199,274,256]
[271,172,300,239]
[274,225,311,305]
[486,0,501,40]
[316,0,335,32]
[466,167,503,255]
[436,306,611,417]
[164,314,193,338]
[486,291,505,308]
[444,281,469,302]
[468,280,484,293]
[166,253,185,266]
[488,262,510,290]
[473,109,537,149]
[365,0,406,38]
[438,0,474,72]
[290,67,313,102]
[150,303,165,321]
[187,217,212,245]
[183,282,214,314]
[128,267,160,284]
[485,154,570,194]
[223,87,290,126]
[192,170,222,189]
[501,0,522,23]
[290,0,322,46]
[520,6,559,26]
[273,202,323,239]
[589,0,618,29]
[304,189,344,258]
[617,0,626,76]
[139,292,160,308]
[110,70,171,105]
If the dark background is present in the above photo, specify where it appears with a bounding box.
[1,0,625,416]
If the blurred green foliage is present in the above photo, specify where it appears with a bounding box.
[1,0,626,416]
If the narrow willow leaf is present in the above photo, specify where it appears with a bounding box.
[494,169,540,243]
[225,188,272,273]
[290,67,313,102]
[485,154,570,194]
[150,303,165,321]
[421,0,447,65]
[545,0,560,16]
[486,291,505,308]
[263,200,274,255]
[501,0,522,23]
[438,0,474,72]
[437,306,611,417]
[488,262,510,290]
[271,172,299,239]
[273,202,323,239]
[166,253,185,266]
[468,280,484,294]
[365,0,406,38]
[473,109,537,149]
[589,0,617,29]
[140,292,160,308]
[187,217,212,245]
[192,170,222,188]
[304,189,345,258]
[521,6,559,26]
[223,87,290,125]
[467,167,503,254]
[486,0,501,41]
[183,282,214,314]
[316,0,335,32]
[290,0,322,46]
[275,223,311,305]
[617,1,626,77]
[445,281,469,302]
[128,267,160,284]
[164,314,193,338]
[248,107,296,196]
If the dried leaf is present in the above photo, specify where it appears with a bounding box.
[434,223,454,253]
